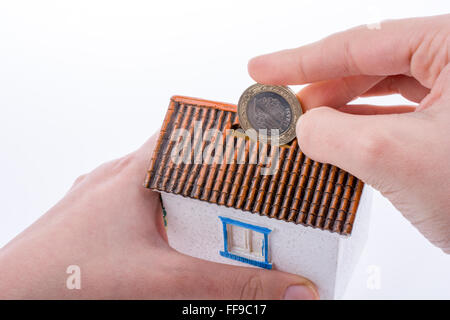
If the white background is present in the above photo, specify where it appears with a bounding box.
[0,0,449,299]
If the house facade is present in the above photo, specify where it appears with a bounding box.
[145,96,372,299]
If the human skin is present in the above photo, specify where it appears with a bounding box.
[248,14,450,253]
[0,135,318,299]
[1,14,448,301]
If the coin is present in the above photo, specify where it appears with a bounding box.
[237,83,302,145]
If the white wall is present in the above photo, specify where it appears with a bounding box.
[162,192,347,299]
[335,186,373,298]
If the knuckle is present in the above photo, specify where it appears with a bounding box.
[357,130,390,169]
[108,152,137,175]
[73,173,87,186]
[295,53,309,83]
[342,37,359,75]
[411,29,450,87]
[70,152,139,190]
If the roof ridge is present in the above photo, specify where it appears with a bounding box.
[171,95,237,113]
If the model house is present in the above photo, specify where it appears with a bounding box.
[145,96,372,299]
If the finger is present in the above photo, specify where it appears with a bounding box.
[361,75,430,103]
[420,63,450,110]
[296,107,418,191]
[298,75,383,110]
[70,132,160,188]
[109,131,161,187]
[248,15,447,86]
[134,131,160,174]
[167,253,319,300]
[336,104,416,115]
[298,75,428,111]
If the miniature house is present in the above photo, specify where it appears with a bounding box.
[145,96,372,299]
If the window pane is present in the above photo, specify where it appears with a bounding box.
[228,225,247,252]
[250,231,264,257]
[227,224,265,260]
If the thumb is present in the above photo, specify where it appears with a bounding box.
[170,254,319,300]
[296,107,415,191]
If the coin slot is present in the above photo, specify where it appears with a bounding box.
[279,138,296,148]
[230,123,241,131]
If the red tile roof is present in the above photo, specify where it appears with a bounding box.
[145,96,364,235]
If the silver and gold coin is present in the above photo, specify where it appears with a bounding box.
[237,83,302,145]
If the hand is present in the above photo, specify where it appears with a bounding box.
[0,135,318,299]
[248,14,450,253]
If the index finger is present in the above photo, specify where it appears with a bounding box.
[248,16,436,85]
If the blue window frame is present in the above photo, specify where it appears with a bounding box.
[219,216,272,269]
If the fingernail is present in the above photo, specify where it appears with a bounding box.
[284,285,318,300]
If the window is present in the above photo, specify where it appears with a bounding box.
[219,216,272,269]
[227,224,264,258]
